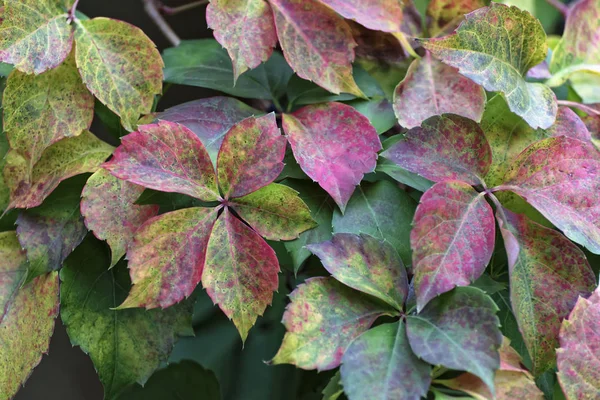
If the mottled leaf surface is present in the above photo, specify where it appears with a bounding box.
[406,287,502,393]
[546,106,592,142]
[74,18,163,131]
[377,136,435,193]
[104,121,219,202]
[381,114,492,186]
[394,53,486,128]
[271,277,396,370]
[340,321,431,400]
[81,169,159,267]
[421,3,557,129]
[497,209,596,375]
[283,102,381,212]
[61,237,194,400]
[411,181,495,310]
[427,0,486,36]
[318,0,404,32]
[0,232,27,321]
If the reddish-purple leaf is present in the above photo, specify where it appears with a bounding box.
[496,208,596,375]
[557,287,600,399]
[317,0,404,32]
[202,208,280,341]
[81,169,160,268]
[270,276,397,370]
[307,233,408,310]
[393,52,486,129]
[269,0,363,96]
[117,207,218,310]
[426,0,486,36]
[217,113,286,199]
[546,106,592,142]
[502,136,600,254]
[412,181,495,311]
[104,121,220,202]
[283,102,381,212]
[381,114,492,186]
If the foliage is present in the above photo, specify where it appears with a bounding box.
[0,0,599,399]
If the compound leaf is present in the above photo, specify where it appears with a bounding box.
[317,0,404,32]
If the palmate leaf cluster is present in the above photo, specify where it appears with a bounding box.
[0,0,599,399]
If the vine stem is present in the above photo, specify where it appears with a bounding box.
[67,0,81,22]
[557,100,600,116]
[143,0,181,47]
[545,0,569,16]
[393,32,421,60]
[160,0,209,15]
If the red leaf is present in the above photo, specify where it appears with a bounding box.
[546,106,592,142]
[318,0,404,32]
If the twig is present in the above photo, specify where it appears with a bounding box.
[160,0,209,16]
[545,0,568,16]
[143,0,181,47]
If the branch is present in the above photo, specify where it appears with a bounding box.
[143,0,181,47]
[160,0,209,16]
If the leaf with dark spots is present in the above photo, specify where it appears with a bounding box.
[0,231,28,318]
[283,102,381,212]
[317,0,404,32]
[270,276,397,370]
[411,181,496,311]
[381,114,492,186]
[545,106,592,142]
[406,286,503,394]
[307,233,408,310]
[216,113,286,199]
[104,121,220,202]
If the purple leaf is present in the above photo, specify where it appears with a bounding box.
[317,0,404,32]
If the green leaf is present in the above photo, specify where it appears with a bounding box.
[60,237,194,400]
[420,3,557,129]
[0,0,73,74]
[74,17,163,131]
[348,97,396,134]
[376,136,434,193]
[322,371,343,400]
[340,321,431,400]
[0,231,28,314]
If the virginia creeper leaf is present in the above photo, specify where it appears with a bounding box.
[74,17,163,131]
[118,207,218,310]
[156,97,260,165]
[4,130,114,209]
[502,136,600,254]
[283,102,381,212]
[269,0,363,96]
[412,181,495,311]
[0,0,73,74]
[61,237,194,400]
[420,3,558,129]
[332,180,416,267]
[308,233,408,310]
[546,106,592,142]
[557,287,600,400]
[217,113,286,199]
[104,121,220,202]
[230,183,316,241]
[497,209,596,375]
[349,97,396,134]
[270,276,396,370]
[406,286,502,393]
[81,169,159,268]
[203,208,280,341]
[393,53,486,129]
[426,0,486,36]
[0,232,27,321]
[206,0,277,80]
[341,321,430,400]
[317,0,404,32]
[322,371,343,400]
[3,53,94,168]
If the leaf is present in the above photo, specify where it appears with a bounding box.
[104,121,220,202]
[203,208,279,341]
[322,371,343,400]
[162,40,293,101]
[3,53,94,169]
[406,286,502,393]
[317,0,404,32]
[81,169,159,268]
[412,181,495,311]
[420,3,557,129]
[348,98,396,134]
[0,232,27,315]
[381,114,492,186]
[118,207,218,309]
[557,287,600,400]
[283,102,381,212]
[0,0,73,74]
[60,237,194,400]
[4,130,114,209]
[340,321,431,400]
[393,52,486,129]
[116,360,221,400]
[206,0,277,80]
[270,276,397,370]
[546,106,592,142]
[74,17,163,131]
[230,183,316,241]
[502,136,600,254]
[376,136,434,193]
[496,208,596,375]
[269,0,363,96]
[156,97,261,164]
[332,180,416,267]
[217,113,286,199]
[426,0,486,36]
